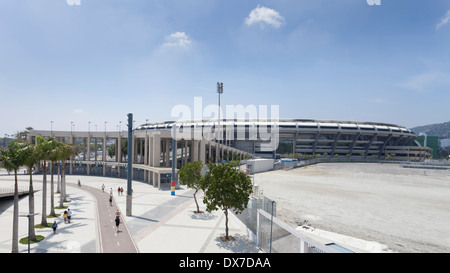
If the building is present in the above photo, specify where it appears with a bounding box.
[27,118,431,188]
[27,127,249,190]
[137,119,431,160]
[416,133,439,159]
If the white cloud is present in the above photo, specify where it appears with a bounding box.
[398,71,449,93]
[436,10,450,30]
[244,5,285,29]
[162,32,192,48]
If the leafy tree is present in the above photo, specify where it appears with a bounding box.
[107,143,116,159]
[202,162,253,241]
[178,160,204,213]
[0,141,32,253]
[15,126,33,142]
[121,139,128,160]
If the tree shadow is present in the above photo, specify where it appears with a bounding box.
[190,211,217,221]
[129,215,159,223]
[214,233,260,253]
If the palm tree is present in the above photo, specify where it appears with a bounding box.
[36,136,55,227]
[22,142,42,241]
[56,142,75,207]
[0,141,32,253]
[48,138,59,217]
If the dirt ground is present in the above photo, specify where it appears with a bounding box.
[253,162,450,253]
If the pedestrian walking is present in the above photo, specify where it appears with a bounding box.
[118,187,121,196]
[115,209,121,233]
[110,188,113,196]
[67,209,72,223]
[109,195,113,206]
[120,187,124,196]
[52,221,58,234]
[102,184,105,192]
[63,210,68,224]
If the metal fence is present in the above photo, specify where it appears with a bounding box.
[256,209,339,253]
[232,191,339,253]
[0,185,40,198]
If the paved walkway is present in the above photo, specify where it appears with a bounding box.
[0,172,260,253]
[77,184,138,253]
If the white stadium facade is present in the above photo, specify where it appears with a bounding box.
[28,118,431,187]
[136,119,431,160]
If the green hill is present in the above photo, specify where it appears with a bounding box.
[410,121,450,137]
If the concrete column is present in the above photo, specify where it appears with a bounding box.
[133,136,137,164]
[183,141,188,166]
[180,141,184,167]
[70,134,74,175]
[152,172,157,187]
[173,140,177,168]
[149,136,154,166]
[117,135,122,163]
[144,135,149,165]
[94,138,98,161]
[208,142,212,162]
[102,136,106,162]
[87,135,91,161]
[152,134,161,167]
[216,141,219,163]
[199,140,206,164]
[102,136,106,176]
[165,140,170,167]
[139,138,144,164]
[157,173,161,190]
[192,140,199,162]
[87,135,91,175]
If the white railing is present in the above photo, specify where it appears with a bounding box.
[256,209,340,253]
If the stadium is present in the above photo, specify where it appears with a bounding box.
[135,119,432,161]
[27,118,431,187]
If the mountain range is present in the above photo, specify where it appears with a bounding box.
[410,121,450,138]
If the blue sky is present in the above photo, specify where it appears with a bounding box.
[1,0,449,137]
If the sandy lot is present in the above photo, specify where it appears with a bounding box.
[253,163,450,253]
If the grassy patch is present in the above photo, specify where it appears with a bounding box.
[19,235,45,245]
[35,223,52,229]
[55,205,68,209]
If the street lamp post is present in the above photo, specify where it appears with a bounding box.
[19,213,39,253]
[126,113,133,216]
[217,82,223,163]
